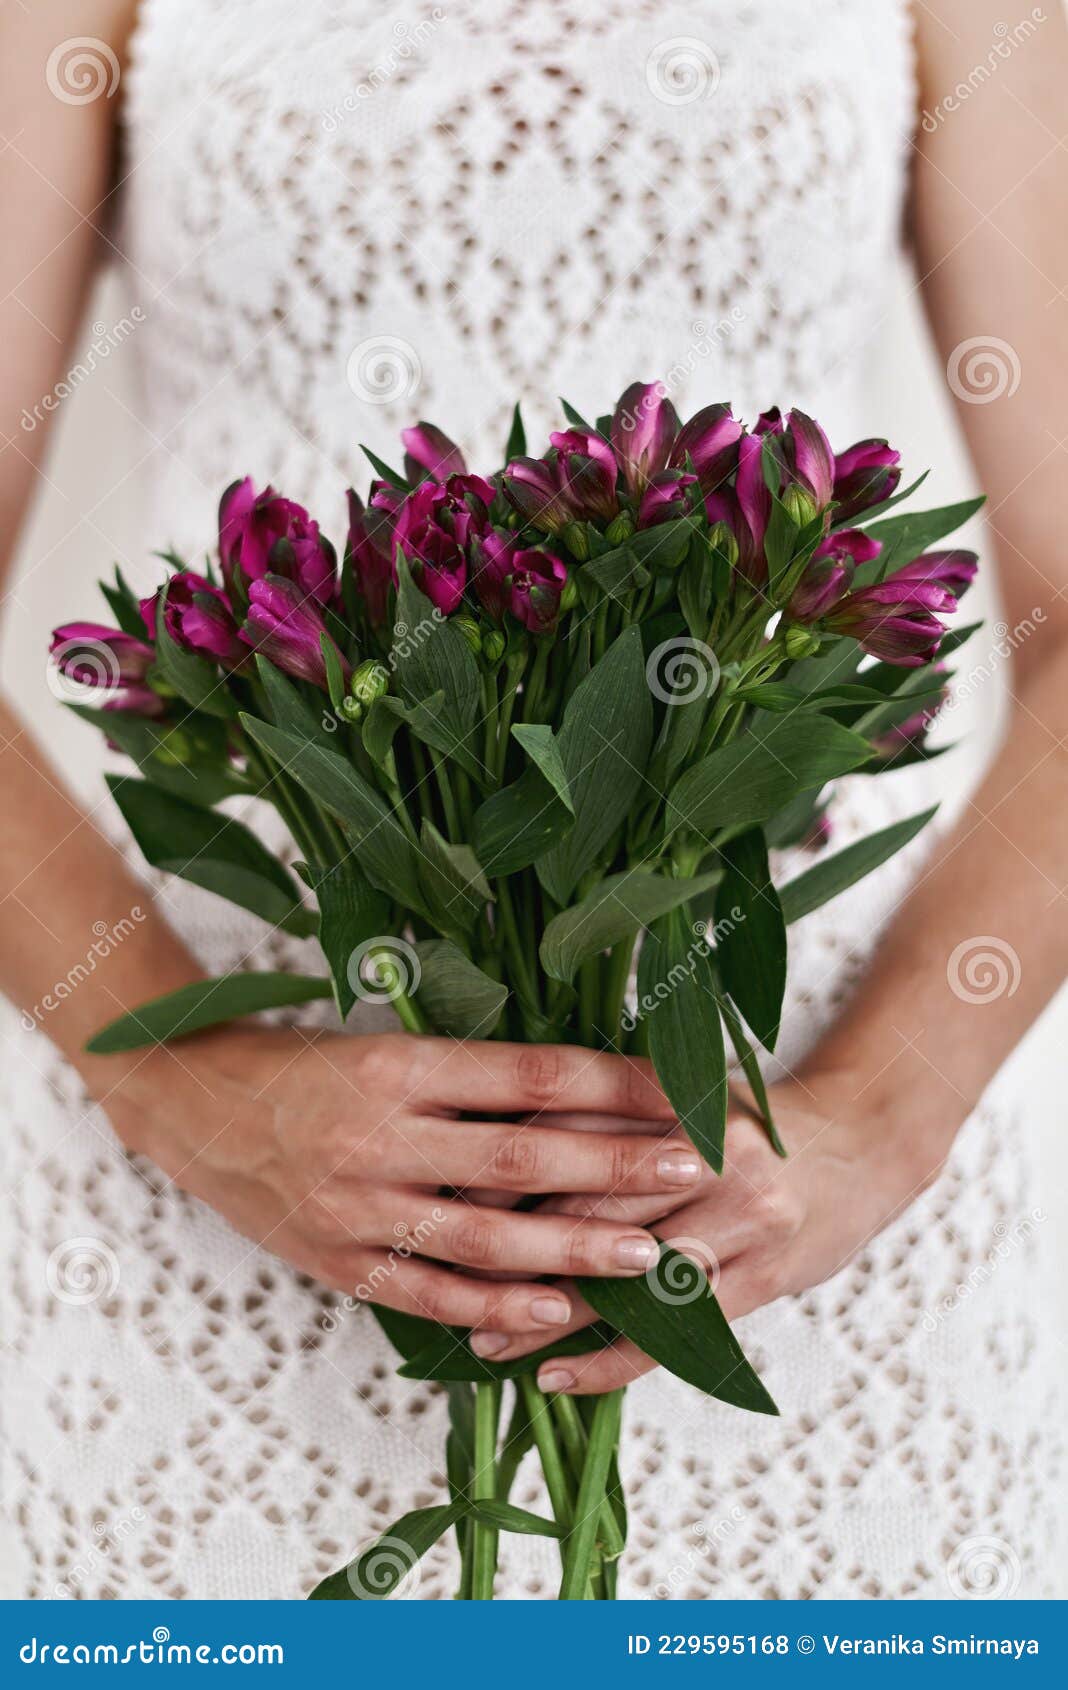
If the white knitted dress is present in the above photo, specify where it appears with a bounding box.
[1,0,1062,1600]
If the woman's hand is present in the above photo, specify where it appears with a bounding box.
[467,1077,954,1390]
[108,1026,703,1340]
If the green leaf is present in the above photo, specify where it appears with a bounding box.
[397,1324,616,1382]
[66,704,244,807]
[778,806,938,925]
[714,829,786,1052]
[667,716,871,840]
[100,566,149,639]
[863,495,984,566]
[308,1501,465,1600]
[638,908,727,1172]
[254,656,330,743]
[830,470,929,531]
[106,776,312,935]
[540,868,721,985]
[472,765,572,878]
[537,626,653,905]
[239,716,427,913]
[504,402,526,460]
[86,972,332,1054]
[511,723,575,813]
[152,580,235,719]
[714,978,785,1157]
[295,859,392,1020]
[359,444,409,491]
[413,940,509,1038]
[320,633,347,713]
[371,691,487,786]
[417,820,492,934]
[370,1304,439,1362]
[390,555,481,769]
[579,1246,778,1414]
[466,1500,564,1540]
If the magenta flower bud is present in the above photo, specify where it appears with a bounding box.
[400,422,467,485]
[470,530,514,622]
[103,684,167,720]
[346,488,395,629]
[754,407,784,437]
[787,555,855,622]
[671,403,743,494]
[734,433,772,558]
[784,410,835,511]
[50,622,154,688]
[388,476,492,614]
[507,549,569,633]
[637,470,696,530]
[549,428,619,523]
[610,382,679,494]
[219,479,336,606]
[826,576,957,666]
[705,486,764,585]
[893,549,978,600]
[240,576,349,691]
[503,456,573,535]
[833,438,902,520]
[141,571,244,666]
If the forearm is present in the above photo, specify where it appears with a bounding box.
[802,643,1068,1164]
[0,695,204,1099]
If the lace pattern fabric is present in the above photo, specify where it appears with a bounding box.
[1,0,1062,1600]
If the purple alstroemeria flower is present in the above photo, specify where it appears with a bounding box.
[748,407,836,522]
[734,433,772,561]
[637,470,697,529]
[506,549,569,633]
[240,576,349,691]
[503,456,575,536]
[549,429,619,523]
[470,531,514,622]
[382,476,495,615]
[788,528,882,623]
[705,486,765,586]
[894,549,978,599]
[346,488,396,629]
[826,574,957,666]
[833,438,902,521]
[219,479,336,607]
[610,382,679,494]
[103,684,167,719]
[670,403,743,495]
[401,423,467,485]
[50,622,154,688]
[140,571,245,666]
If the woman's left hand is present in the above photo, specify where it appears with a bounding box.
[468,1078,954,1393]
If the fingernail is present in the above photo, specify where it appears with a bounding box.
[470,1331,509,1357]
[530,1294,572,1326]
[658,1149,702,1186]
[538,1366,574,1394]
[614,1234,659,1271]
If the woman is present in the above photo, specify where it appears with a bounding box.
[1,0,1065,1599]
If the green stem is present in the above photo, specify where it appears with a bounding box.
[429,748,461,838]
[519,1377,574,1551]
[553,1394,626,1568]
[471,1382,500,1600]
[558,1390,623,1600]
[368,946,428,1034]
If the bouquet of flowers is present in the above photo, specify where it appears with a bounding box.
[50,383,980,1600]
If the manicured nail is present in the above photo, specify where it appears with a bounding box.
[614,1234,659,1271]
[530,1294,572,1326]
[470,1331,509,1357]
[538,1367,574,1394]
[658,1150,702,1186]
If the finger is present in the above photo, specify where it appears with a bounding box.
[375,1117,702,1197]
[543,1183,713,1226]
[327,1247,576,1336]
[538,1337,655,1395]
[522,1111,679,1138]
[360,1191,664,1279]
[469,1280,598,1359]
[412,1041,674,1121]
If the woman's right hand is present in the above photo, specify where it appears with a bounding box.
[109,1026,701,1340]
